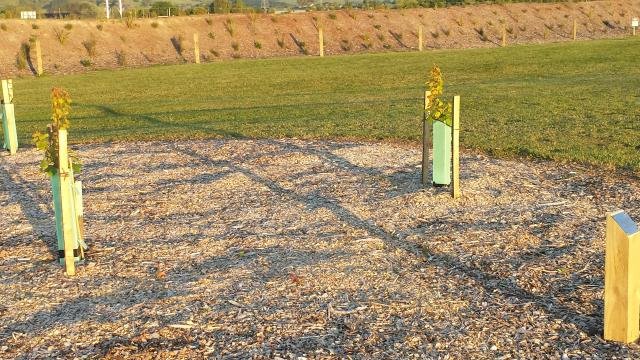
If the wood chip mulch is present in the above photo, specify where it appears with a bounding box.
[1,139,639,359]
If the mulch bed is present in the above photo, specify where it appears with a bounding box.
[1,139,639,359]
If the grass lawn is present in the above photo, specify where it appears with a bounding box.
[7,37,640,170]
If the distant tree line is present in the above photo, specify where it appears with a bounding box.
[0,0,99,18]
[0,0,576,19]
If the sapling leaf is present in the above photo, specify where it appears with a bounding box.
[426,64,452,126]
[71,158,82,174]
[33,88,80,176]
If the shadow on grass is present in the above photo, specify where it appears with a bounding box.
[86,104,247,139]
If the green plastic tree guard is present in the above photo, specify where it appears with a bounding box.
[1,106,8,149]
[51,171,83,264]
[432,120,452,186]
[1,104,18,154]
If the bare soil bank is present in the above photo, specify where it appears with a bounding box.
[0,0,638,77]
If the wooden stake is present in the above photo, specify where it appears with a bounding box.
[572,19,577,40]
[35,40,43,76]
[58,129,76,276]
[319,27,324,57]
[1,79,12,104]
[418,25,423,52]
[604,210,640,343]
[193,33,200,64]
[501,25,506,47]
[451,95,460,199]
[421,90,430,185]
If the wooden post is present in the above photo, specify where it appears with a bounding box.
[421,90,430,185]
[451,95,460,199]
[193,33,200,64]
[58,129,76,276]
[1,79,12,104]
[418,25,423,51]
[501,25,506,47]
[572,19,577,40]
[604,210,640,343]
[319,27,324,57]
[35,39,43,76]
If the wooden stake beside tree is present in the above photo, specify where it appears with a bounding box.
[451,95,460,199]
[33,88,87,276]
[319,27,324,57]
[193,33,201,64]
[35,39,44,76]
[58,129,76,275]
[421,89,430,185]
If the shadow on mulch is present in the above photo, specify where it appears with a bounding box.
[171,143,603,337]
[0,243,352,356]
[0,158,57,259]
[0,135,611,354]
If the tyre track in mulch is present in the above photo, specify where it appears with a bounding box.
[1,139,639,359]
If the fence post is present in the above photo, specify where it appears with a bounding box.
[572,19,577,40]
[421,90,430,185]
[451,95,460,199]
[58,129,76,276]
[319,27,324,57]
[193,33,200,64]
[418,25,423,51]
[604,210,640,343]
[35,39,43,76]
[501,25,506,47]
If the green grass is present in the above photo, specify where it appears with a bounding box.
[8,38,640,170]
